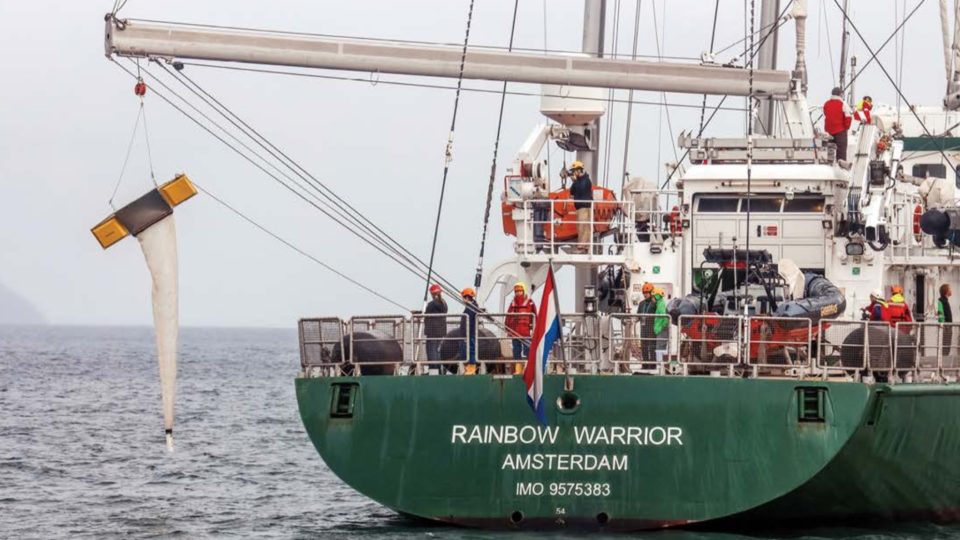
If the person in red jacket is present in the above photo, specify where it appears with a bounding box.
[505,282,537,370]
[823,87,853,161]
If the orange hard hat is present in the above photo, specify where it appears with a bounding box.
[641,283,654,293]
[429,283,442,294]
[891,285,903,295]
[461,287,476,298]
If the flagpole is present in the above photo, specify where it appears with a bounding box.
[547,259,570,383]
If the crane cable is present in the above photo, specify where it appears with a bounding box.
[105,64,409,311]
[112,58,466,303]
[473,0,520,289]
[424,0,476,301]
[156,62,460,295]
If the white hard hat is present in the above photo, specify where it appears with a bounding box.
[871,288,883,299]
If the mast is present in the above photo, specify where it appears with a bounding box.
[575,0,605,316]
[838,0,851,103]
[754,0,780,136]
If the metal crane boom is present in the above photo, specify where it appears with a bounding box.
[105,17,793,98]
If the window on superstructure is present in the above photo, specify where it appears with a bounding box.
[912,164,947,179]
[696,198,739,212]
[783,197,826,213]
[739,197,783,212]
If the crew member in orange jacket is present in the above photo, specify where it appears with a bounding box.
[823,87,853,161]
[886,285,914,329]
[505,282,537,371]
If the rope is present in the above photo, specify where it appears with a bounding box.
[474,0,520,289]
[107,58,521,338]
[159,63,452,293]
[109,104,143,210]
[423,0,476,301]
[116,59,461,300]
[195,183,409,311]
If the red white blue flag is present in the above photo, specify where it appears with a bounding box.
[524,266,561,425]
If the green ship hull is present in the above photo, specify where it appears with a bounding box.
[296,375,960,531]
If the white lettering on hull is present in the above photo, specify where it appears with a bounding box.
[501,453,629,471]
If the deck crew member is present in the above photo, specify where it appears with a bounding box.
[939,284,953,357]
[854,95,873,124]
[886,285,914,329]
[637,283,658,365]
[823,87,853,162]
[424,283,448,364]
[568,160,594,254]
[505,282,537,374]
[862,289,889,322]
[532,176,550,253]
[459,287,481,372]
[652,287,670,364]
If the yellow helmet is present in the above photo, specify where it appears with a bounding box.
[570,160,585,171]
[513,282,527,295]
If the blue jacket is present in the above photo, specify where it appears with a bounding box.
[570,173,593,210]
[459,298,480,338]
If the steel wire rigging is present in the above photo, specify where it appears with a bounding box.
[111,58,468,306]
[473,0,520,289]
[423,0,476,301]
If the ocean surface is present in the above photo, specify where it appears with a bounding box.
[2,325,959,539]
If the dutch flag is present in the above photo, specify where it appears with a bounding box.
[523,265,561,425]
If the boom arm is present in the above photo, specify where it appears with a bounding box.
[105,17,793,98]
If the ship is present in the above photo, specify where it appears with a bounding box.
[102,0,960,531]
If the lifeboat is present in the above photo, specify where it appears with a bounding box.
[501,186,620,241]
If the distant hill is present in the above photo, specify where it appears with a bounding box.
[0,282,47,325]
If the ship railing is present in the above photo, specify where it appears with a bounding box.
[607,313,673,375]
[410,313,469,375]
[550,313,603,374]
[815,320,891,380]
[344,315,408,376]
[746,317,813,378]
[298,317,348,377]
[474,312,532,375]
[623,188,682,245]
[891,322,960,383]
[515,198,634,256]
[676,315,742,377]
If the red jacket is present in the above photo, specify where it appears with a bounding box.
[506,297,537,337]
[823,96,852,135]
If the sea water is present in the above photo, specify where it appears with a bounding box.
[1,325,957,539]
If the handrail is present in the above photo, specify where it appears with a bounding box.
[297,314,960,383]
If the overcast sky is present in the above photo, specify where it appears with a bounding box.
[0,0,949,327]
